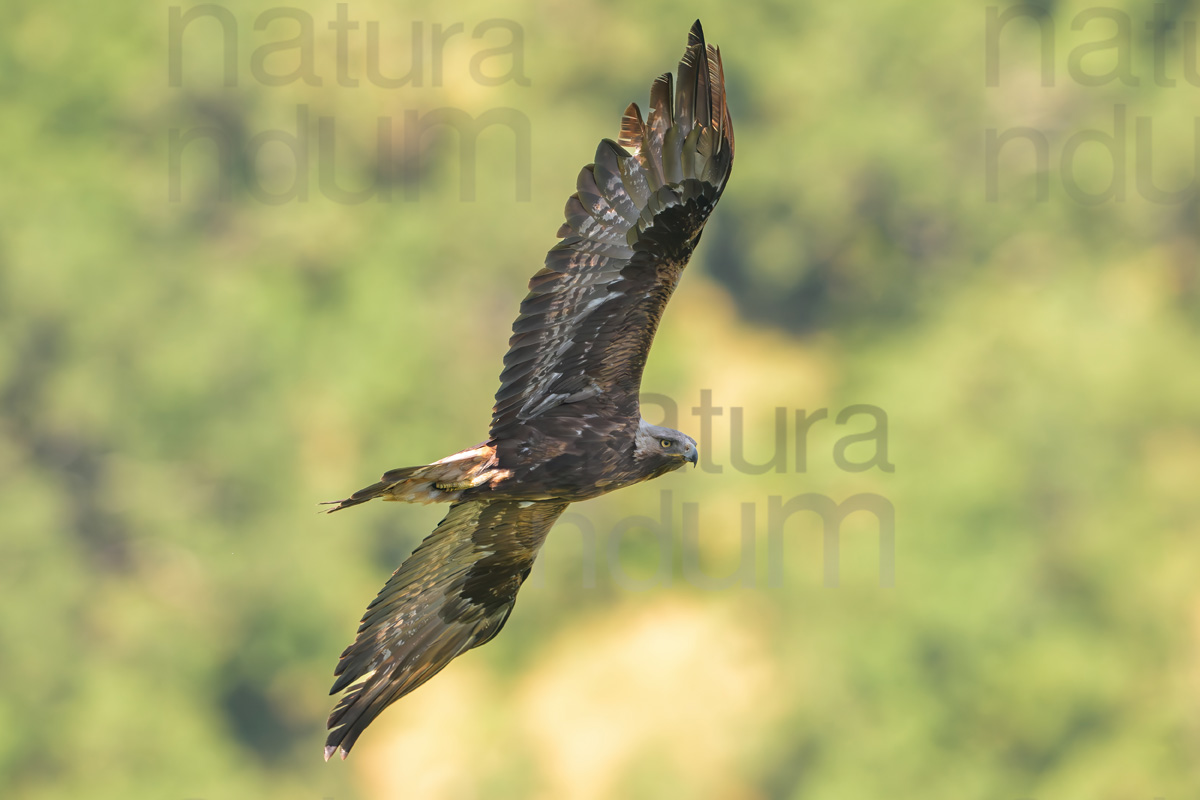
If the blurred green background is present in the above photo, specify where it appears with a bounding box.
[4,0,1200,797]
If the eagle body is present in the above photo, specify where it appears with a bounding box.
[322,21,734,760]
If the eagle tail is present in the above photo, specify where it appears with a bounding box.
[322,443,505,512]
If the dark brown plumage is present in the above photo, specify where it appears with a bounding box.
[322,20,734,760]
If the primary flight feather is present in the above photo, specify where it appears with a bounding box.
[323,20,734,760]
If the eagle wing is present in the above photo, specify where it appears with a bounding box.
[490,21,734,443]
[325,499,568,760]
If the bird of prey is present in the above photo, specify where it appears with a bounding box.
[322,20,734,760]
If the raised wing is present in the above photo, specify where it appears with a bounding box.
[325,498,568,760]
[490,20,734,443]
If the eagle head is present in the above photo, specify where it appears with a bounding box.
[634,420,698,477]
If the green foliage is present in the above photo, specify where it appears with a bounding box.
[3,1,1199,797]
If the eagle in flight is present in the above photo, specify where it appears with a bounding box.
[322,20,734,760]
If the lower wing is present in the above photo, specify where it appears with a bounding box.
[325,498,569,759]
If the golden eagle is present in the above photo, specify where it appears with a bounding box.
[323,20,734,760]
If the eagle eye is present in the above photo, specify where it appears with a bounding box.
[660,439,672,449]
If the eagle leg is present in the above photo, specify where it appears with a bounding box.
[434,480,476,492]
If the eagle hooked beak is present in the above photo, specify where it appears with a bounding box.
[686,446,698,467]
